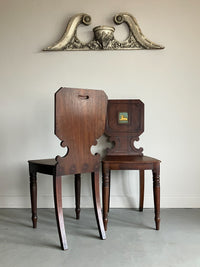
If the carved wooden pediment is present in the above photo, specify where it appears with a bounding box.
[43,13,164,51]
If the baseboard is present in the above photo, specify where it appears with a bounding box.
[0,194,200,208]
[110,195,200,208]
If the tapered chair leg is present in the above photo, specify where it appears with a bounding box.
[30,171,37,228]
[152,164,160,230]
[75,174,81,219]
[53,175,68,250]
[92,171,106,240]
[139,170,144,212]
[102,166,110,231]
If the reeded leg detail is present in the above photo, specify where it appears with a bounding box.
[91,171,106,240]
[75,174,81,220]
[53,175,68,250]
[30,171,37,228]
[139,170,144,212]
[153,164,160,230]
[102,166,110,231]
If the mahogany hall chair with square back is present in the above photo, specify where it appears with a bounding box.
[28,87,107,250]
[102,99,161,231]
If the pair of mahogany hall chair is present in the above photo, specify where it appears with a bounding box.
[28,87,160,250]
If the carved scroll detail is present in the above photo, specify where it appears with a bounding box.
[43,12,164,51]
[106,136,143,156]
[129,136,143,155]
[44,13,91,51]
[113,13,164,49]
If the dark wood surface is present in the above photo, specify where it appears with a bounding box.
[102,99,161,231]
[105,100,144,156]
[75,174,81,220]
[55,88,107,175]
[28,87,107,250]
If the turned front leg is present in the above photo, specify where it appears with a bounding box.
[102,166,110,231]
[139,170,144,212]
[30,171,37,228]
[152,164,160,230]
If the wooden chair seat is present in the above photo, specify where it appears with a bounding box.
[29,159,56,165]
[103,155,160,166]
[29,159,56,172]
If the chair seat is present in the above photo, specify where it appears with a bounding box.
[103,155,160,163]
[28,158,56,166]
[102,155,160,170]
[28,158,57,175]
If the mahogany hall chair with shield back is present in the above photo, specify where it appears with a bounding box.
[102,99,161,231]
[28,87,107,250]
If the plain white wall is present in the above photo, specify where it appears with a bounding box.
[0,0,200,208]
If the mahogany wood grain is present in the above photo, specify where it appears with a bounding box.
[55,88,107,175]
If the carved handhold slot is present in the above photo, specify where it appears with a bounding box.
[78,95,89,100]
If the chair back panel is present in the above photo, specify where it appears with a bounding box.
[55,87,107,175]
[105,100,144,156]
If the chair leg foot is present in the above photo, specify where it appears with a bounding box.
[155,219,160,230]
[75,174,81,220]
[30,172,38,228]
[53,176,68,250]
[153,165,160,230]
[92,172,106,240]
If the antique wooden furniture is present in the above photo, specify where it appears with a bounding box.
[28,87,107,250]
[102,100,161,231]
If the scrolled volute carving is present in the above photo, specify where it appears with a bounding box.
[129,136,143,155]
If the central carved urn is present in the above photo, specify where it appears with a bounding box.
[93,26,115,49]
